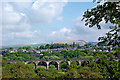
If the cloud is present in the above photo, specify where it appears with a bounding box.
[71,16,110,41]
[27,0,67,24]
[2,29,41,46]
[72,16,97,35]
[2,4,22,25]
[56,16,63,21]
[60,27,71,33]
[2,1,68,46]
[11,2,32,11]
[99,19,114,29]
[51,31,56,35]
[15,31,34,38]
[49,16,110,42]
[2,3,36,45]
[2,3,31,33]
[49,27,72,41]
[4,23,31,32]
[2,1,111,46]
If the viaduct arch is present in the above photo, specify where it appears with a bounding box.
[7,58,98,70]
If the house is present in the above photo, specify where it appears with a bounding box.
[91,49,96,52]
[40,49,46,52]
[99,50,102,52]
[9,49,18,53]
[40,54,43,55]
[103,50,109,52]
[48,50,53,53]
[34,50,40,53]
[21,49,27,52]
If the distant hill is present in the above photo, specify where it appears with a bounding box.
[88,42,98,45]
[2,40,87,49]
[54,40,87,46]
[2,43,46,49]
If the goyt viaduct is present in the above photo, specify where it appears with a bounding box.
[7,58,99,70]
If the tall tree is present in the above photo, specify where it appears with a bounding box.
[82,0,120,46]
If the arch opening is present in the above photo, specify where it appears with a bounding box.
[71,61,79,65]
[49,61,58,70]
[60,61,69,69]
[38,61,47,69]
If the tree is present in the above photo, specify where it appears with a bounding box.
[114,47,120,58]
[73,42,76,48]
[60,61,68,69]
[2,62,36,78]
[18,47,23,49]
[49,65,56,70]
[82,1,120,47]
[39,45,45,49]
[67,61,80,70]
[45,44,50,49]
[77,66,103,78]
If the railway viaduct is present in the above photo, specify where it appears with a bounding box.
[7,58,99,70]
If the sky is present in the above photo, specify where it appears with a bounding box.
[1,0,111,46]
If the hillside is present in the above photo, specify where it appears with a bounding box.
[54,40,87,46]
[2,40,87,49]
[2,43,46,49]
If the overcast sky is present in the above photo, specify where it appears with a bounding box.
[1,0,111,46]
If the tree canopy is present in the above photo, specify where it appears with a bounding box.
[82,1,120,46]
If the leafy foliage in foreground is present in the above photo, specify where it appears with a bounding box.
[82,2,120,46]
[2,62,36,78]
[2,56,120,79]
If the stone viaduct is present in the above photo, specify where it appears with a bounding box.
[7,58,99,70]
